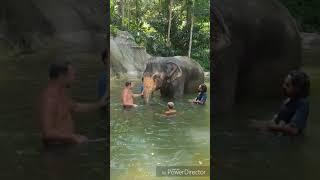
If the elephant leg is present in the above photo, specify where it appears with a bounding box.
[172,80,184,98]
[213,45,241,113]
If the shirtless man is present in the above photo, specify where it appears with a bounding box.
[121,81,142,108]
[39,61,106,145]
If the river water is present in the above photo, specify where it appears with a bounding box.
[110,79,210,180]
[4,48,318,179]
[213,51,320,180]
[0,51,106,179]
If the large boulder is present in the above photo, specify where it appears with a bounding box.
[301,32,320,65]
[110,31,151,78]
[0,0,106,56]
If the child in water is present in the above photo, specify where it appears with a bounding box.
[251,70,310,136]
[164,102,177,116]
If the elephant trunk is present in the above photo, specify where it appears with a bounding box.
[142,74,157,104]
[143,89,152,104]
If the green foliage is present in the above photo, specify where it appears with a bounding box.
[279,0,320,32]
[111,0,210,70]
[110,25,119,37]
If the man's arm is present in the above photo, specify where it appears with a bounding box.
[267,124,299,136]
[133,93,142,98]
[193,95,206,104]
[268,100,309,136]
[198,94,207,105]
[71,95,106,113]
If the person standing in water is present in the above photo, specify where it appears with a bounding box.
[98,49,107,117]
[39,61,107,146]
[192,84,208,105]
[121,81,142,108]
[251,70,310,136]
[140,77,144,98]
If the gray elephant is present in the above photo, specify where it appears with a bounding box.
[142,56,204,104]
[212,0,302,113]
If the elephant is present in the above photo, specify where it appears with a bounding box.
[142,56,204,104]
[212,0,302,113]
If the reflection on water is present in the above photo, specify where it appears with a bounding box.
[110,79,210,180]
[213,65,320,180]
[0,52,106,179]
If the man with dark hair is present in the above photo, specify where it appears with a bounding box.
[251,70,310,136]
[39,61,107,145]
[49,61,72,79]
[121,81,141,108]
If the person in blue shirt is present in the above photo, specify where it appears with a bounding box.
[251,70,310,136]
[140,77,144,98]
[192,84,207,105]
[98,49,107,119]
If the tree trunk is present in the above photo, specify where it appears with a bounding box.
[166,0,173,47]
[120,0,125,28]
[127,0,130,30]
[188,15,194,58]
[186,0,192,31]
[135,0,139,28]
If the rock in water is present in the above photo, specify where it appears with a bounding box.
[0,0,106,56]
[110,31,151,78]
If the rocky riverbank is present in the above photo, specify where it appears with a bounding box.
[0,0,106,57]
[301,32,320,65]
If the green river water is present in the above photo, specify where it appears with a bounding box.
[110,79,211,180]
[2,49,318,180]
[0,51,106,179]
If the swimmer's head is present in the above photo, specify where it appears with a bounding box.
[283,70,310,98]
[167,102,174,109]
[125,81,133,88]
[49,61,76,87]
[198,84,207,93]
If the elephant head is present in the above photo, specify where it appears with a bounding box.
[143,61,182,104]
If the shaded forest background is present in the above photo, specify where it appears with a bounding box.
[110,0,209,71]
[280,0,320,32]
[110,0,320,71]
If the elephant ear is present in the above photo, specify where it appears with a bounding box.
[166,62,182,82]
[212,6,231,52]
